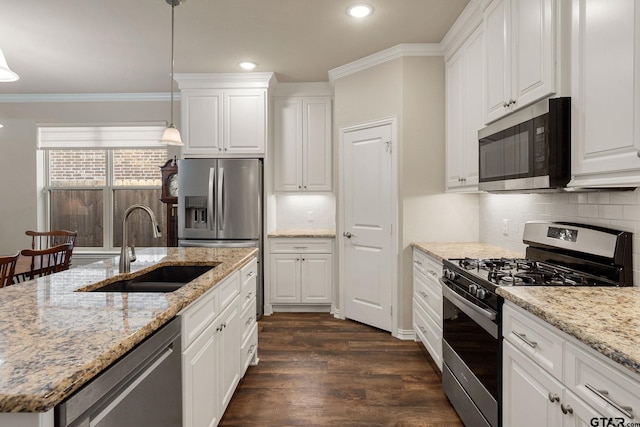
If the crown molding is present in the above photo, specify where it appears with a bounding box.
[0,92,175,103]
[174,72,276,90]
[328,43,443,83]
[440,1,484,60]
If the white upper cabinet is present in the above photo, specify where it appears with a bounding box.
[446,24,484,191]
[484,0,556,123]
[175,73,273,158]
[274,96,332,192]
[569,0,640,188]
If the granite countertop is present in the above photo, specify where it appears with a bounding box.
[0,247,257,413]
[498,286,640,377]
[268,229,336,238]
[411,242,523,261]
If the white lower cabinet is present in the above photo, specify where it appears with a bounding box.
[502,302,640,426]
[268,238,333,310]
[180,258,258,427]
[412,248,442,370]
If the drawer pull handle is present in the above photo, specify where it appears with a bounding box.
[248,344,256,354]
[293,246,308,249]
[414,260,423,266]
[246,317,254,325]
[418,291,428,299]
[585,383,634,419]
[548,393,560,403]
[246,271,256,278]
[561,404,573,415]
[419,326,427,334]
[427,270,438,277]
[246,292,253,300]
[512,331,537,349]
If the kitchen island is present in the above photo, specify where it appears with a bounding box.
[0,247,257,425]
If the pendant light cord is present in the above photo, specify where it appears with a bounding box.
[170,3,176,125]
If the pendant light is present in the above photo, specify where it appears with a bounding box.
[0,48,19,82]
[160,0,184,146]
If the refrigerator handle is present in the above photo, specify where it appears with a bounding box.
[218,167,225,231]
[208,167,215,231]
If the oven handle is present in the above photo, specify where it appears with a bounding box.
[440,279,499,339]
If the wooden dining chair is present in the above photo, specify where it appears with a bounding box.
[20,243,74,280]
[0,253,19,288]
[25,230,77,269]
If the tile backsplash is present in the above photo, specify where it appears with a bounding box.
[275,194,336,230]
[479,189,640,286]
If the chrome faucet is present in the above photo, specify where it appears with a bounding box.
[119,204,162,273]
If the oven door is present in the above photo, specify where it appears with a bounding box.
[441,280,500,427]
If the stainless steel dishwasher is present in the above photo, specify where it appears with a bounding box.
[55,317,182,427]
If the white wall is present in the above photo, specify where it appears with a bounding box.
[333,55,479,331]
[480,190,640,286]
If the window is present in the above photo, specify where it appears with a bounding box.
[39,126,169,252]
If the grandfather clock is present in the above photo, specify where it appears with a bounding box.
[160,158,179,247]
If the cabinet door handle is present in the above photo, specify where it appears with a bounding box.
[343,232,353,239]
[427,269,438,278]
[418,291,428,299]
[512,331,538,349]
[248,344,256,354]
[585,383,634,419]
[548,393,560,403]
[414,260,423,266]
[561,404,573,415]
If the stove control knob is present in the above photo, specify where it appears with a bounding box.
[444,269,457,281]
[476,288,487,300]
[469,284,478,295]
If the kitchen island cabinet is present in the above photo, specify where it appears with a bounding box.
[0,247,258,427]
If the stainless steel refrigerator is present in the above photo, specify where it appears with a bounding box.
[177,158,263,316]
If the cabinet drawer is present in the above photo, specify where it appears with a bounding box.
[180,287,218,349]
[241,257,258,291]
[413,269,442,321]
[413,299,442,369]
[503,303,564,380]
[565,342,640,422]
[218,271,240,311]
[240,296,257,342]
[412,249,441,281]
[240,323,258,376]
[269,238,333,254]
[240,279,256,313]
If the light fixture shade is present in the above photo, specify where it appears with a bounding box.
[160,124,184,146]
[0,48,19,82]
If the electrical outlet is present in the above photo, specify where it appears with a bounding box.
[502,219,509,236]
[307,211,314,222]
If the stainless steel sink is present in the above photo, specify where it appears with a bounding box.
[89,265,216,293]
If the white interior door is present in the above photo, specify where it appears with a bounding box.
[341,121,394,332]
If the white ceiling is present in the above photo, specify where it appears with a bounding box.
[0,0,468,94]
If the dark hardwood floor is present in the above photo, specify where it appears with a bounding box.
[220,313,463,427]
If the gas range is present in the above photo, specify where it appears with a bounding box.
[442,221,633,311]
[440,221,633,427]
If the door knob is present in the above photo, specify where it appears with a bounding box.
[343,232,353,238]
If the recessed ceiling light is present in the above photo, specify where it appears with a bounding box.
[347,3,373,18]
[238,61,257,70]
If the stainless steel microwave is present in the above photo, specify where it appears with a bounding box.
[478,97,570,192]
